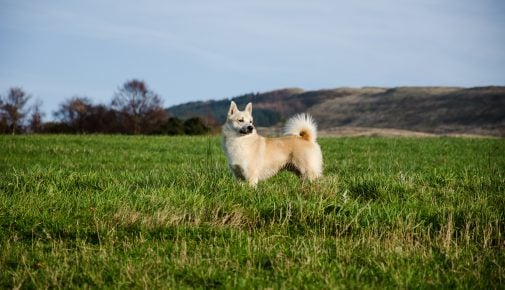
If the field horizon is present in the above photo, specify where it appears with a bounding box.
[1,134,504,288]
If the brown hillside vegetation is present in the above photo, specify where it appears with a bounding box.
[167,86,505,137]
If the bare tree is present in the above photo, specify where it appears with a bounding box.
[0,87,31,134]
[54,97,93,133]
[29,99,45,133]
[111,79,167,134]
[85,104,122,134]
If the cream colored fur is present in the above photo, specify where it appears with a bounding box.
[222,101,323,186]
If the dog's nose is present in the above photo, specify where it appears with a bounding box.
[247,125,254,132]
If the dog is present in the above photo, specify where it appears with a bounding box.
[222,101,323,186]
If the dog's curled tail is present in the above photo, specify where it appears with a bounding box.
[283,113,317,143]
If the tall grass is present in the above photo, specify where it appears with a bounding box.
[0,135,504,288]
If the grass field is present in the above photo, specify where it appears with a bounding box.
[0,135,504,289]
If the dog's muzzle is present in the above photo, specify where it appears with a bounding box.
[240,125,254,135]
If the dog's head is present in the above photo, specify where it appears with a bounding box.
[224,101,255,136]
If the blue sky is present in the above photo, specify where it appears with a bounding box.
[1,0,504,118]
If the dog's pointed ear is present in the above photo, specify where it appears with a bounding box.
[245,102,253,114]
[228,101,238,116]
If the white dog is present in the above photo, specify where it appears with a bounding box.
[222,101,323,186]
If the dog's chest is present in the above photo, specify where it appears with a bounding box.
[224,139,249,161]
[223,136,259,165]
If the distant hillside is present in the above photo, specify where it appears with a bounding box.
[167,86,505,136]
[167,88,305,127]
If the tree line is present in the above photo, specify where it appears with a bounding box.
[0,79,209,135]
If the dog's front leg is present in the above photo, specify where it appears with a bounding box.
[244,162,259,187]
[247,175,258,187]
[231,164,246,181]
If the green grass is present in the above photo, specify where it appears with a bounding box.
[0,135,504,289]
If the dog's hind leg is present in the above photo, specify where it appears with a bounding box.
[293,155,322,181]
[305,158,323,181]
[303,169,321,181]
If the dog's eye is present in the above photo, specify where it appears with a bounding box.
[238,119,244,123]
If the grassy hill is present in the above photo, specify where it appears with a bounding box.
[167,86,505,136]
